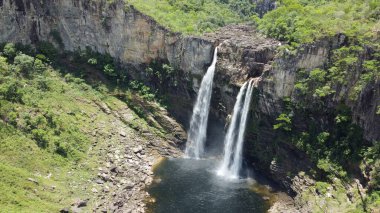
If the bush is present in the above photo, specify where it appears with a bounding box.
[33,59,47,73]
[0,80,24,103]
[3,43,16,59]
[0,56,9,74]
[31,129,49,148]
[273,113,292,131]
[103,64,117,77]
[14,54,35,74]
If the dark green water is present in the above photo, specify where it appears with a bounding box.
[147,158,270,213]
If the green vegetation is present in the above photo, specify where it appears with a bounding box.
[0,45,100,211]
[0,42,170,211]
[259,0,379,47]
[126,0,258,34]
[294,45,380,102]
[273,113,292,131]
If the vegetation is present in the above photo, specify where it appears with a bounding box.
[0,42,170,211]
[126,0,258,34]
[259,0,379,47]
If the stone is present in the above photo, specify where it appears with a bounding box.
[27,178,39,185]
[110,166,120,173]
[120,130,126,137]
[60,208,70,213]
[133,146,143,154]
[95,179,105,184]
[75,199,88,208]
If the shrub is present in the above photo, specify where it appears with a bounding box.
[273,113,292,131]
[0,80,24,103]
[87,58,97,65]
[3,43,16,59]
[103,64,117,77]
[14,54,35,74]
[31,129,49,148]
[33,59,47,73]
[0,56,8,74]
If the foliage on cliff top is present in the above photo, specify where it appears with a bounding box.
[126,0,257,34]
[258,0,380,46]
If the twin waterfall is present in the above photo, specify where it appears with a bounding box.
[185,48,218,159]
[217,79,256,179]
[185,47,256,179]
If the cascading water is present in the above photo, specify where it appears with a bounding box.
[217,78,257,179]
[185,48,218,159]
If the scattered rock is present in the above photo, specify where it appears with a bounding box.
[95,178,105,184]
[110,166,120,173]
[133,146,143,154]
[99,173,111,182]
[72,198,89,208]
[60,208,70,213]
[27,178,39,185]
[120,130,127,137]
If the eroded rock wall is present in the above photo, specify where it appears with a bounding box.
[0,0,214,84]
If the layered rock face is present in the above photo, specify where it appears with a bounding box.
[0,0,213,84]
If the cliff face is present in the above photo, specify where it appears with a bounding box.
[1,0,379,199]
[245,36,380,196]
[0,0,213,84]
[0,0,215,124]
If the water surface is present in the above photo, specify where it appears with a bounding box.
[147,158,270,213]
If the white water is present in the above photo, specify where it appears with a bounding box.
[217,78,257,179]
[185,48,218,159]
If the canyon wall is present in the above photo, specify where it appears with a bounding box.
[0,0,214,88]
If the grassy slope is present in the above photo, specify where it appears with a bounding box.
[0,45,168,211]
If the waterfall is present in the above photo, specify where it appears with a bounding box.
[217,78,257,179]
[185,48,218,159]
